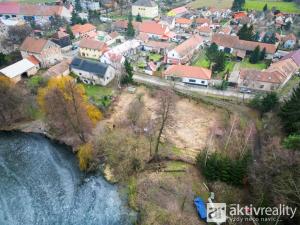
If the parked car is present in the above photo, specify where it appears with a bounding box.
[239,87,252,94]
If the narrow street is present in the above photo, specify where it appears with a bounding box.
[133,73,253,100]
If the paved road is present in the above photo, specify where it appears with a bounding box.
[133,73,253,100]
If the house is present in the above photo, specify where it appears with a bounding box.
[219,26,232,35]
[233,12,247,20]
[212,34,277,59]
[106,32,124,45]
[132,0,158,19]
[159,16,176,30]
[20,37,63,68]
[195,26,212,37]
[167,6,188,17]
[0,2,71,24]
[167,35,203,64]
[79,39,107,60]
[43,59,70,77]
[282,33,297,49]
[281,48,300,66]
[195,17,211,27]
[100,40,140,66]
[70,57,115,86]
[80,0,101,11]
[238,58,299,91]
[139,21,171,40]
[0,56,39,83]
[51,30,71,48]
[164,65,211,86]
[71,23,97,39]
[112,20,141,32]
[175,18,192,29]
[141,40,174,54]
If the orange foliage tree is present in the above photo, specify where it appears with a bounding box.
[37,76,102,145]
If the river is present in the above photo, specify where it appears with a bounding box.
[0,132,133,225]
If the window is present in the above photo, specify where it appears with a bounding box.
[201,81,205,84]
[260,85,264,89]
[189,79,196,83]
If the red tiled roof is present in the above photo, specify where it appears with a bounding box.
[197,25,212,33]
[139,21,168,36]
[26,55,40,65]
[212,34,277,54]
[71,23,96,35]
[20,37,48,54]
[282,49,300,66]
[109,31,119,39]
[113,20,141,30]
[144,40,173,49]
[169,6,188,15]
[195,18,210,24]
[165,65,211,80]
[172,35,203,57]
[79,39,107,51]
[0,2,19,14]
[176,18,192,24]
[19,4,62,16]
[239,69,285,84]
[233,12,247,19]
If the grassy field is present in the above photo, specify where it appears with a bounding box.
[187,0,233,9]
[193,54,210,68]
[83,84,113,106]
[240,59,268,70]
[245,0,300,14]
[148,53,163,62]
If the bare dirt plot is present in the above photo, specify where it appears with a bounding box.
[105,86,225,160]
[137,163,208,225]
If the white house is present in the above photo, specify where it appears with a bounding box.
[70,57,115,86]
[164,65,212,86]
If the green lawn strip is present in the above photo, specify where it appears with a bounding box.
[278,75,300,96]
[148,53,162,62]
[245,0,300,14]
[192,54,210,68]
[83,84,112,105]
[240,59,267,70]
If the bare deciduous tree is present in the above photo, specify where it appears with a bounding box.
[153,88,175,161]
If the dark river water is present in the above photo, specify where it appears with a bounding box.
[0,132,133,225]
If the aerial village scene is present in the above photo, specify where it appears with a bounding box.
[0,0,299,224]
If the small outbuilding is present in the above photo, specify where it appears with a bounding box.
[0,58,39,82]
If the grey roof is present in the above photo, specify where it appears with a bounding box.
[71,57,108,78]
[133,0,157,7]
[282,49,300,67]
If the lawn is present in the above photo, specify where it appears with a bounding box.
[83,84,113,106]
[193,54,210,68]
[193,54,236,79]
[240,59,268,70]
[188,0,233,9]
[245,0,300,14]
[148,53,163,62]
[278,75,300,97]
